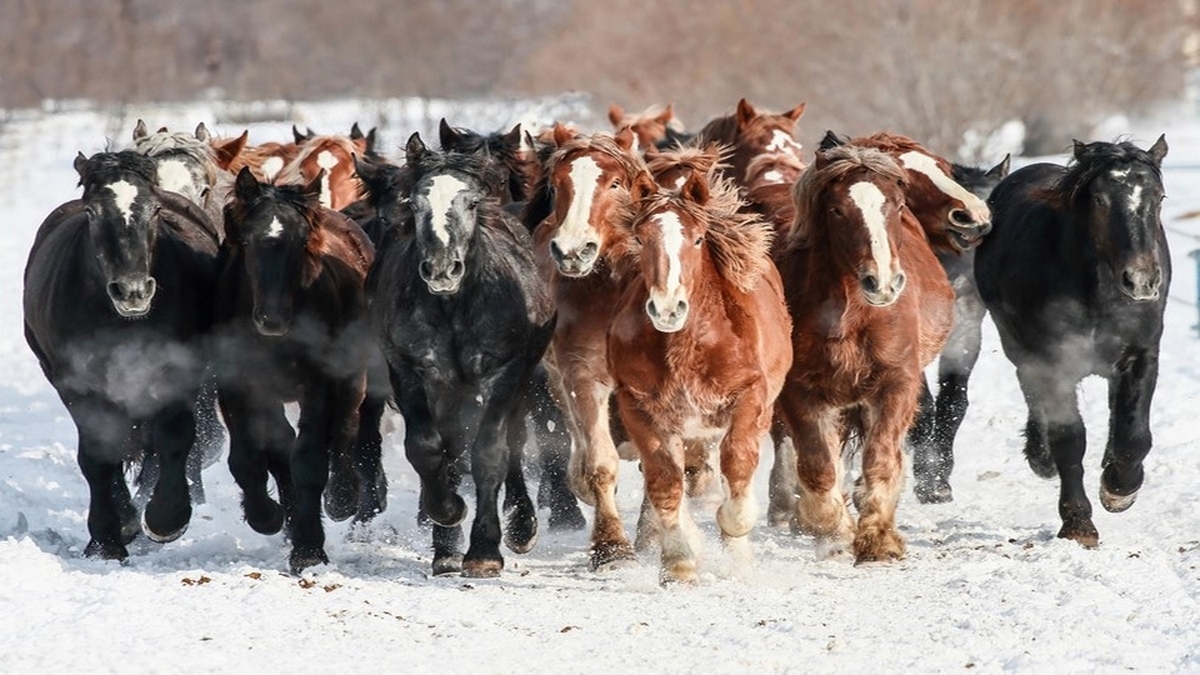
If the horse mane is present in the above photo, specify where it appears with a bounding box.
[1050,138,1165,209]
[131,130,220,188]
[783,145,907,254]
[646,144,728,184]
[225,180,372,284]
[695,113,740,147]
[631,170,773,293]
[851,131,930,156]
[77,151,158,195]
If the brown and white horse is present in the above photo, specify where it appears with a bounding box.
[608,165,791,583]
[528,126,650,570]
[277,132,370,211]
[774,145,954,563]
[695,98,807,194]
[607,103,686,153]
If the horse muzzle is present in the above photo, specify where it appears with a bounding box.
[947,208,992,251]
[861,270,906,307]
[1119,263,1163,302]
[549,240,599,278]
[107,277,156,317]
[253,309,292,337]
[646,296,689,333]
[419,258,465,295]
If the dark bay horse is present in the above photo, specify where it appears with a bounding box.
[974,136,1169,547]
[214,166,377,573]
[371,134,554,577]
[774,145,954,563]
[24,150,221,560]
[438,119,539,207]
[608,167,792,583]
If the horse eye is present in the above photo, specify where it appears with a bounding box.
[468,199,480,210]
[633,235,642,246]
[610,179,622,190]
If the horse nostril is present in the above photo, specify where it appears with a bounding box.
[950,209,975,227]
[645,299,658,317]
[861,274,879,294]
[581,241,599,260]
[107,282,126,301]
[549,240,565,262]
[419,261,434,280]
[891,271,907,294]
[449,260,464,278]
[675,300,689,317]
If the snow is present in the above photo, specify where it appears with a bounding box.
[2,99,1199,673]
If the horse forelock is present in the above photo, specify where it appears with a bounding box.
[784,146,906,254]
[629,174,771,292]
[1055,140,1164,208]
[78,151,158,194]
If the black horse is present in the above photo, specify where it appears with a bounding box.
[438,119,538,207]
[974,136,1169,546]
[214,166,379,573]
[370,134,555,577]
[908,155,1011,503]
[23,150,221,560]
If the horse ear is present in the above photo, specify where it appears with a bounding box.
[157,126,169,134]
[293,124,314,145]
[234,166,261,202]
[614,125,636,151]
[1148,134,1168,165]
[1072,139,1088,161]
[133,119,148,141]
[364,127,378,155]
[735,98,757,127]
[989,154,1012,180]
[406,132,429,165]
[819,130,848,152]
[680,171,710,206]
[813,149,834,170]
[551,123,574,147]
[501,123,522,148]
[74,151,89,179]
[631,171,658,202]
[656,104,675,126]
[352,153,377,183]
[350,122,364,140]
[607,103,625,128]
[438,118,461,150]
[785,102,807,122]
[214,130,249,170]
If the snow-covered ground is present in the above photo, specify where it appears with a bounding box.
[1,99,1198,673]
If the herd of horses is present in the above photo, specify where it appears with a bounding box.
[21,98,1171,582]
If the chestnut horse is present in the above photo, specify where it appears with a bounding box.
[526,126,652,570]
[277,131,370,210]
[609,166,791,584]
[607,103,686,152]
[695,98,807,193]
[774,145,954,563]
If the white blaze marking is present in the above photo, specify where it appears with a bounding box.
[556,157,603,251]
[656,211,685,296]
[264,216,285,239]
[107,180,138,225]
[261,157,284,181]
[765,129,803,157]
[316,150,338,207]
[848,181,893,283]
[427,174,468,246]
[762,169,784,184]
[156,159,197,200]
[898,150,989,220]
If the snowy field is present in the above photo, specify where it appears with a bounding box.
[0,98,1198,673]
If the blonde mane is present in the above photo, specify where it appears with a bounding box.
[783,145,907,254]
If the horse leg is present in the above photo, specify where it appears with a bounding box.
[766,414,798,527]
[855,387,916,563]
[220,390,288,536]
[141,401,196,543]
[527,365,585,531]
[924,294,985,502]
[778,388,854,555]
[570,377,635,571]
[390,364,466,530]
[1099,351,1159,513]
[288,380,356,573]
[70,396,138,560]
[188,373,226,506]
[910,378,949,503]
[350,389,389,524]
[1017,366,1096,546]
[716,388,767,563]
[502,401,539,554]
[462,379,525,578]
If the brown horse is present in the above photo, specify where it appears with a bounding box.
[526,126,651,570]
[607,103,686,152]
[608,165,791,584]
[695,98,807,192]
[277,132,370,210]
[774,145,953,563]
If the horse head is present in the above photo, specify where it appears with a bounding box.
[540,128,647,277]
[405,133,498,295]
[438,119,534,204]
[792,146,910,307]
[226,166,324,336]
[1069,135,1169,301]
[131,120,220,210]
[697,98,806,189]
[75,150,167,318]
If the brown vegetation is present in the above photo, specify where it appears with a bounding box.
[0,0,1191,157]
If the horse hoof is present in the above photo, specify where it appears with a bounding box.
[853,530,906,563]
[548,503,587,532]
[422,491,467,528]
[659,559,699,585]
[1025,451,1058,480]
[1100,486,1138,513]
[84,539,129,561]
[431,553,464,576]
[323,470,359,522]
[243,497,285,535]
[462,557,503,578]
[589,542,637,572]
[1057,522,1100,548]
[503,514,539,555]
[142,501,192,544]
[289,547,330,574]
[914,483,954,504]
